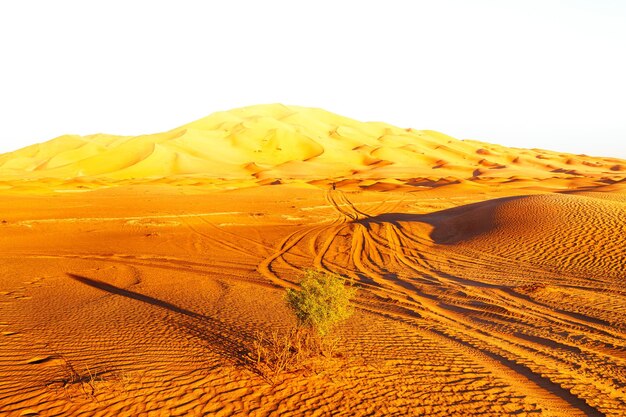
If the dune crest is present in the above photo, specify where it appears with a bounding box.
[0,104,624,190]
[429,192,626,279]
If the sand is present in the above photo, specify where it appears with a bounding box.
[0,105,625,416]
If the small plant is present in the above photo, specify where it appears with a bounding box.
[251,327,315,383]
[250,270,355,383]
[45,355,105,400]
[45,355,133,401]
[286,270,355,337]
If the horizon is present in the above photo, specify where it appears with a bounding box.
[1,102,623,160]
[1,0,625,159]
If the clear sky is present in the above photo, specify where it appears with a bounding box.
[0,0,625,158]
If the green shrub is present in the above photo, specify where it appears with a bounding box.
[286,270,356,337]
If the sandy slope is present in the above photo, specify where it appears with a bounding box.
[1,105,625,416]
[0,104,624,190]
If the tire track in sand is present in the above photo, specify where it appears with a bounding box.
[258,189,613,416]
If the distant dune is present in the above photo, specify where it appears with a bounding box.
[0,104,624,190]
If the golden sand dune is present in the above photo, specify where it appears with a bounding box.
[1,105,625,416]
[1,104,624,189]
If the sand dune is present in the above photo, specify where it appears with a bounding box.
[429,193,626,279]
[1,105,625,416]
[1,104,624,191]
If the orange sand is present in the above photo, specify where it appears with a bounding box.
[0,105,625,416]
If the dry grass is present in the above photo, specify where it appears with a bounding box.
[251,328,310,383]
[45,355,133,401]
[250,326,346,384]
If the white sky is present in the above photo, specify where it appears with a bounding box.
[0,0,625,158]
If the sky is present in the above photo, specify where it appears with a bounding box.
[0,0,625,158]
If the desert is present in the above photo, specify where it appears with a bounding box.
[0,104,625,416]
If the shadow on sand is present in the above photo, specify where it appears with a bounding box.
[354,195,525,244]
[67,273,256,369]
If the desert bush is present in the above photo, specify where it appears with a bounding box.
[251,327,316,383]
[286,269,355,337]
[250,270,355,382]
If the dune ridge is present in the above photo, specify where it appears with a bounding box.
[0,104,624,190]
